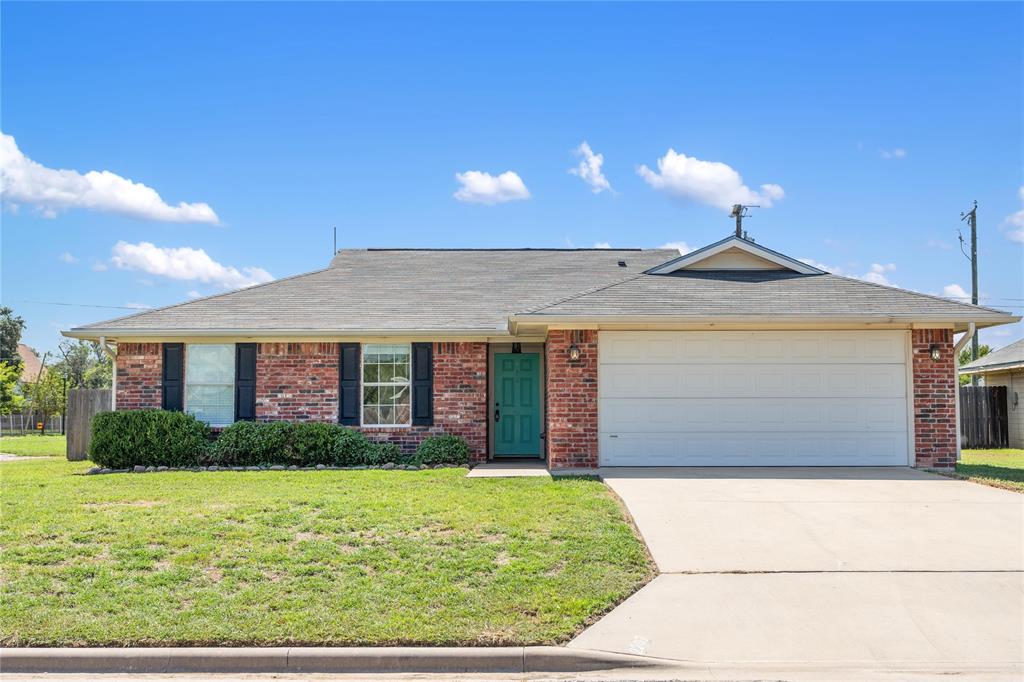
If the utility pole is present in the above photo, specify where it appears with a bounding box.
[729,204,759,239]
[959,201,979,386]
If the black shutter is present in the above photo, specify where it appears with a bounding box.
[339,343,360,425]
[235,343,257,422]
[162,343,183,411]
[411,342,433,426]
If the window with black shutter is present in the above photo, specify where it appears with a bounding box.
[162,343,184,411]
[235,343,257,421]
[411,342,433,426]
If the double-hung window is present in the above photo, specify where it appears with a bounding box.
[185,344,235,427]
[362,343,411,426]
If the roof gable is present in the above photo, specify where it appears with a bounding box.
[647,236,823,275]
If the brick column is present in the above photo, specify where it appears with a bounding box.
[545,330,598,469]
[115,343,162,409]
[912,329,957,469]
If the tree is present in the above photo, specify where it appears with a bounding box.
[53,339,112,389]
[0,307,26,370]
[958,344,991,385]
[0,362,24,415]
[26,369,64,432]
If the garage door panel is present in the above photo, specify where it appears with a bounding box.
[597,331,910,467]
[600,331,907,365]
[600,397,907,432]
[600,432,909,466]
[600,364,905,399]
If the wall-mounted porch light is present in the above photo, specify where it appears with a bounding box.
[929,344,941,362]
[567,343,582,362]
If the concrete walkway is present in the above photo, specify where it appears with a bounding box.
[466,460,550,478]
[571,467,1024,677]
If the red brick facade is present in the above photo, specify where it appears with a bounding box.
[113,341,488,461]
[256,343,339,421]
[911,328,958,469]
[115,343,162,410]
[545,330,599,469]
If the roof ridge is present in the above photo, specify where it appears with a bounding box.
[521,272,649,314]
[77,267,332,330]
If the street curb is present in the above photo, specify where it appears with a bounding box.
[0,646,664,674]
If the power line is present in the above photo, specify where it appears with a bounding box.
[13,300,144,310]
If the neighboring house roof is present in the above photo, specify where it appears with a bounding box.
[63,236,1019,340]
[959,339,1024,375]
[17,344,44,383]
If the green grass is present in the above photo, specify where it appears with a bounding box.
[956,449,1024,492]
[0,458,653,647]
[0,434,65,457]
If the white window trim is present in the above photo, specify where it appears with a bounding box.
[360,343,412,428]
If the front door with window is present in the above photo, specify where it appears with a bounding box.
[493,352,542,457]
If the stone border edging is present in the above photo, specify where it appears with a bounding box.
[84,462,470,475]
[0,646,663,674]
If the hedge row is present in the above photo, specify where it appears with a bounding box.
[88,410,470,469]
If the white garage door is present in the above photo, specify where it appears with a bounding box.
[599,331,910,466]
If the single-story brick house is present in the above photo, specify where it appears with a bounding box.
[959,339,1024,448]
[64,235,1018,470]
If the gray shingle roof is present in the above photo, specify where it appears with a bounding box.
[960,339,1024,373]
[71,249,675,334]
[67,248,1018,338]
[518,270,1015,323]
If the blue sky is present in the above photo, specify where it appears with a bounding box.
[2,2,1022,356]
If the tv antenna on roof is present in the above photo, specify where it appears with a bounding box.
[730,204,758,240]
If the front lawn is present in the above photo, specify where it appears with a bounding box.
[0,459,652,646]
[956,449,1024,492]
[0,434,65,457]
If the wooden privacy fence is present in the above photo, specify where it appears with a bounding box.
[960,386,1009,449]
[66,388,112,461]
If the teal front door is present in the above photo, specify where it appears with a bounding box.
[494,353,542,457]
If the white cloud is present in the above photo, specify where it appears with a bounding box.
[659,241,693,254]
[91,261,108,272]
[124,302,152,310]
[593,241,611,249]
[1002,186,1024,243]
[186,290,202,299]
[110,241,273,290]
[943,283,970,301]
[862,262,897,286]
[880,148,907,160]
[637,148,784,211]
[453,170,530,204]
[0,132,219,224]
[569,142,612,194]
[58,251,78,264]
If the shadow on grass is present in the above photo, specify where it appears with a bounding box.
[956,464,1024,483]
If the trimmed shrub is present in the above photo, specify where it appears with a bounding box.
[369,442,403,466]
[292,422,339,466]
[89,410,210,469]
[332,428,375,466]
[414,434,470,466]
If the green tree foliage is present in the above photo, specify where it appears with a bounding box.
[959,344,991,385]
[52,340,112,389]
[0,362,25,415]
[26,369,64,427]
[0,307,26,370]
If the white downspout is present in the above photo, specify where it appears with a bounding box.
[953,323,976,463]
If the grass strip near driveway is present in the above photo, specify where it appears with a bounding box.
[956,449,1024,492]
[0,459,652,647]
[0,434,65,457]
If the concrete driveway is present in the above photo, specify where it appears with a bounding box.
[570,467,1024,678]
